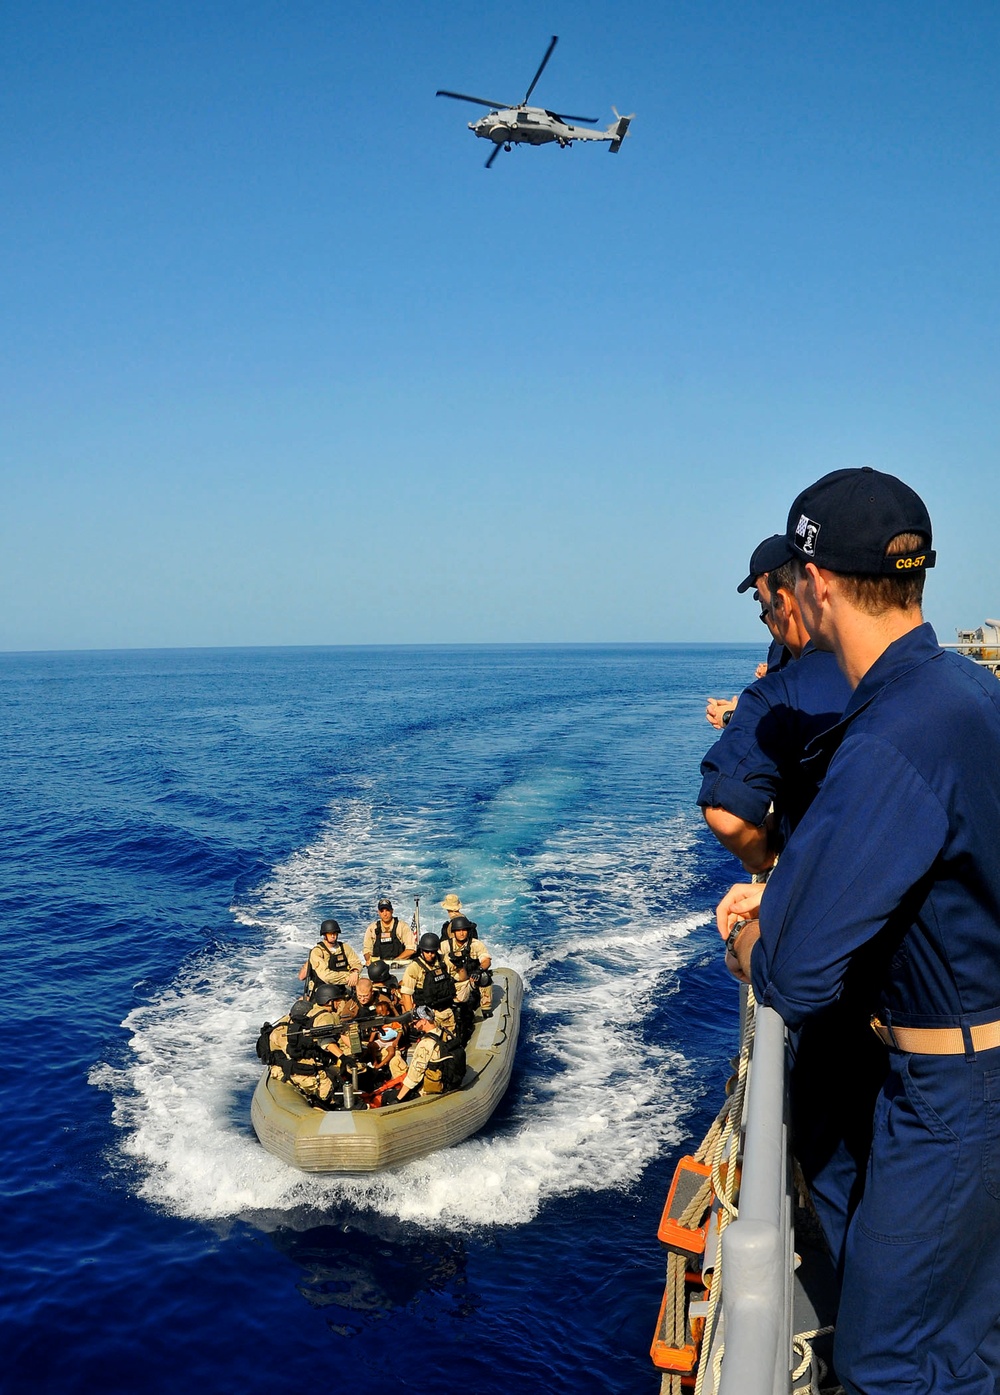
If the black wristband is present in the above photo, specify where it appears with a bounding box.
[725,919,748,955]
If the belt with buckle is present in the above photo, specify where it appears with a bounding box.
[870,1014,1000,1054]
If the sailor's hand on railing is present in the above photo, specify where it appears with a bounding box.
[716,882,766,982]
[723,917,760,983]
[716,881,765,940]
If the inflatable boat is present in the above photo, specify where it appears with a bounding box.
[250,966,523,1173]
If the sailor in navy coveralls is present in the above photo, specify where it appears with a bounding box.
[719,468,1000,1395]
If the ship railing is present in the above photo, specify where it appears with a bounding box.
[714,996,794,1395]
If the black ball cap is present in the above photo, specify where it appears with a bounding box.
[377,899,392,911]
[320,919,341,936]
[786,467,935,576]
[736,534,795,593]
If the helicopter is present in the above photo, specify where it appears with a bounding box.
[436,35,633,169]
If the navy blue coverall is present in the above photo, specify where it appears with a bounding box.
[752,625,1000,1395]
[699,643,851,850]
[700,647,882,1270]
[764,637,790,674]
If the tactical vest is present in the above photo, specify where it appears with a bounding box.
[413,956,455,1009]
[422,1030,466,1094]
[372,917,406,960]
[446,938,476,972]
[319,940,350,973]
[257,1009,324,1079]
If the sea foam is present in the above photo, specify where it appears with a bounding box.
[94,791,707,1230]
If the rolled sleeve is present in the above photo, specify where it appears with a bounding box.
[699,686,779,825]
[698,770,772,826]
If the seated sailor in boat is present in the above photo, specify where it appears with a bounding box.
[348,975,379,1022]
[390,1008,466,1102]
[312,981,352,1017]
[400,932,457,1033]
[258,986,350,1107]
[298,918,362,995]
[440,892,465,934]
[442,914,493,1039]
[363,898,416,964]
[366,959,404,1011]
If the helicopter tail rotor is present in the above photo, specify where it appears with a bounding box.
[608,109,634,153]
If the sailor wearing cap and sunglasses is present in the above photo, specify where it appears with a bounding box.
[718,467,1000,1395]
[705,535,795,730]
[700,533,852,874]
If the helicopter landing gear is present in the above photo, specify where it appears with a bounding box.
[503,143,512,152]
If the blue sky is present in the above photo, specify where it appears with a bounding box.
[3,1,998,649]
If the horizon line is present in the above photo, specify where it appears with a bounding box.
[0,639,767,658]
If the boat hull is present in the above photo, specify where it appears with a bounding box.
[251,967,523,1172]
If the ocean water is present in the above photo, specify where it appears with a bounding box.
[1,644,760,1395]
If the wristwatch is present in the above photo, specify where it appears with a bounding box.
[725,919,749,955]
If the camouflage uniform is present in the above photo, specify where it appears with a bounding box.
[400,956,457,1034]
[305,937,362,990]
[363,916,416,962]
[443,934,493,1013]
[267,1002,346,1106]
[401,1027,461,1096]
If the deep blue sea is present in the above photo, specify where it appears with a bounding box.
[1,643,762,1395]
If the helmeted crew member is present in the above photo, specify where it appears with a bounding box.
[366,959,403,1012]
[718,467,1000,1395]
[699,537,880,1269]
[262,986,348,1107]
[392,1008,466,1101]
[298,919,362,994]
[363,898,416,963]
[400,932,457,1033]
[442,914,493,1030]
[706,536,792,730]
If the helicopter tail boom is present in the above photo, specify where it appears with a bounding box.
[607,112,632,153]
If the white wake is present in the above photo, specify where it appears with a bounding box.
[92,794,709,1230]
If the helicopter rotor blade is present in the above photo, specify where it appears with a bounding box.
[484,143,504,170]
[547,110,599,125]
[436,89,512,109]
[523,35,558,104]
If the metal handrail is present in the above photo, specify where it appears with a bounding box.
[717,1004,793,1395]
